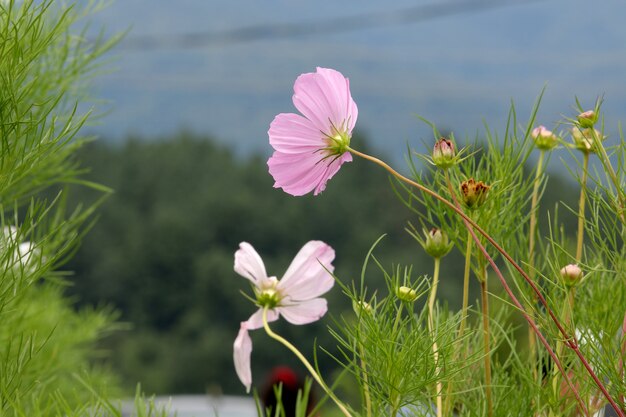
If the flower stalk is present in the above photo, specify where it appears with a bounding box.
[590,129,626,224]
[576,151,590,262]
[480,264,493,417]
[347,146,621,416]
[262,307,353,417]
[528,149,545,381]
[428,257,443,417]
[619,313,626,407]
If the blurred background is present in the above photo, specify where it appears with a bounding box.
[65,0,623,401]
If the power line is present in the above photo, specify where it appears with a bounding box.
[120,0,541,50]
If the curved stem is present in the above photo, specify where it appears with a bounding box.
[262,308,353,417]
[576,152,589,262]
[347,147,602,416]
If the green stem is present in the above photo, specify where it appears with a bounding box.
[389,302,405,416]
[591,129,626,224]
[528,150,545,387]
[443,173,472,417]
[480,266,493,417]
[262,307,353,417]
[552,287,575,406]
[428,257,443,417]
[358,336,372,417]
[444,171,472,344]
[576,152,589,263]
[528,150,545,279]
[428,257,441,332]
[392,302,404,340]
[459,229,472,344]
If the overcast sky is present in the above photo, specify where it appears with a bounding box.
[86,0,626,163]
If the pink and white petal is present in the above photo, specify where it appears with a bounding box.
[234,322,253,393]
[313,153,352,196]
[277,241,335,300]
[292,68,357,135]
[278,298,328,325]
[268,150,339,197]
[247,307,279,330]
[268,113,324,155]
[316,67,358,132]
[234,242,268,285]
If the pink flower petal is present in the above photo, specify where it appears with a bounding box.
[277,241,335,301]
[233,322,253,393]
[268,113,324,155]
[292,67,358,135]
[278,298,328,325]
[268,150,351,196]
[234,242,268,285]
[247,307,279,330]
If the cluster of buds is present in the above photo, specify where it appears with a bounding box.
[560,264,583,287]
[570,109,606,153]
[531,125,559,151]
[460,178,490,210]
[396,286,418,303]
[431,137,457,169]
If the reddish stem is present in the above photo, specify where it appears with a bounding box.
[619,313,626,406]
[348,147,625,417]
[443,172,588,417]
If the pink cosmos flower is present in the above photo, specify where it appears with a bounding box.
[233,240,335,392]
[268,67,358,196]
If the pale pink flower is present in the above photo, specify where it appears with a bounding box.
[233,240,335,392]
[267,67,358,196]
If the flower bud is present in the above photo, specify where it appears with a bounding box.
[577,110,597,128]
[460,178,490,210]
[397,286,418,302]
[560,264,583,287]
[531,125,558,151]
[432,138,456,169]
[423,228,453,258]
[352,300,373,315]
[571,127,605,153]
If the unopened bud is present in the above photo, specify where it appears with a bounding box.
[560,264,583,287]
[396,286,418,302]
[531,125,558,151]
[353,300,373,315]
[577,110,597,128]
[432,138,456,169]
[460,178,490,210]
[423,228,453,259]
[571,128,605,153]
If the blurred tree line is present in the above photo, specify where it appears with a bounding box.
[64,132,578,395]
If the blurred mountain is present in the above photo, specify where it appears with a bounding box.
[87,0,626,164]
